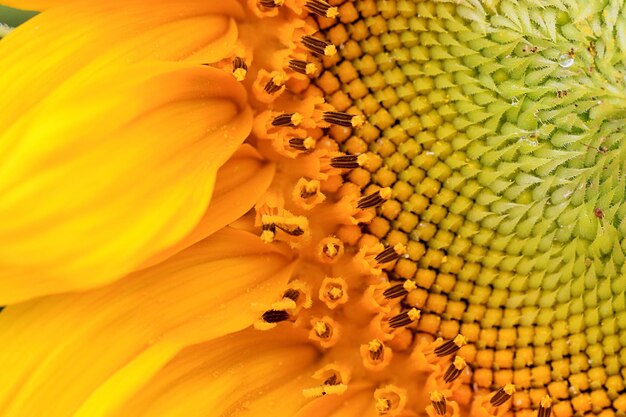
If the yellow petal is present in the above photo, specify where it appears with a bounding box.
[107,327,318,417]
[0,61,252,304]
[295,389,376,417]
[0,0,242,138]
[0,227,294,417]
[0,1,64,10]
[230,373,322,417]
[141,144,276,269]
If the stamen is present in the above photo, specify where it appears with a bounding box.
[268,296,296,311]
[368,339,384,361]
[264,77,284,95]
[383,280,417,299]
[288,137,315,151]
[283,288,300,301]
[260,223,276,243]
[375,243,406,264]
[293,178,325,210]
[305,0,339,18]
[271,112,303,127]
[330,154,368,169]
[388,308,420,328]
[489,384,516,407]
[302,365,349,398]
[375,398,391,414]
[288,59,318,76]
[316,236,344,264]
[277,224,304,236]
[538,395,553,417]
[301,35,337,57]
[280,281,312,311]
[357,187,392,209]
[319,276,349,309]
[231,57,248,81]
[322,111,364,128]
[299,181,321,198]
[360,338,393,371]
[313,320,331,338]
[429,391,447,416]
[258,0,284,8]
[323,374,338,386]
[261,309,289,323]
[373,385,407,416]
[309,316,340,348]
[262,215,306,235]
[434,334,467,357]
[443,356,467,383]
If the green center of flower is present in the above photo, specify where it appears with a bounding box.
[312,0,626,415]
[243,0,626,415]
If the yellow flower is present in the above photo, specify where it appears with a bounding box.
[0,0,625,417]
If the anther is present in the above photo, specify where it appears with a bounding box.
[374,386,407,416]
[375,398,391,414]
[429,391,447,416]
[375,243,406,264]
[360,338,392,371]
[538,395,553,417]
[434,335,467,357]
[288,137,315,151]
[443,356,467,383]
[489,384,515,407]
[293,178,325,210]
[383,280,417,299]
[316,236,344,264]
[300,185,317,199]
[272,112,302,127]
[261,214,309,241]
[309,317,340,348]
[288,59,318,76]
[357,187,392,209]
[313,320,331,338]
[330,154,367,169]
[323,374,338,386]
[319,277,349,309]
[262,309,289,323]
[368,339,384,361]
[322,111,364,128]
[301,35,336,57]
[276,224,304,236]
[305,0,339,18]
[258,0,284,8]
[261,223,276,242]
[302,365,348,398]
[388,308,420,328]
[264,77,284,95]
[383,284,407,299]
[323,242,340,257]
[231,57,247,81]
[283,288,300,301]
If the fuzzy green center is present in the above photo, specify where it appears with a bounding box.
[319,0,626,415]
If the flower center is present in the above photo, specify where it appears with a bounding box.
[218,0,626,415]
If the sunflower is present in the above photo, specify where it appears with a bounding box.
[0,0,624,416]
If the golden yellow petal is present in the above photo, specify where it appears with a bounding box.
[0,227,294,417]
[0,0,253,303]
[141,144,276,269]
[0,0,243,138]
[0,62,252,304]
[108,327,318,417]
[295,389,376,417]
[0,1,52,10]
